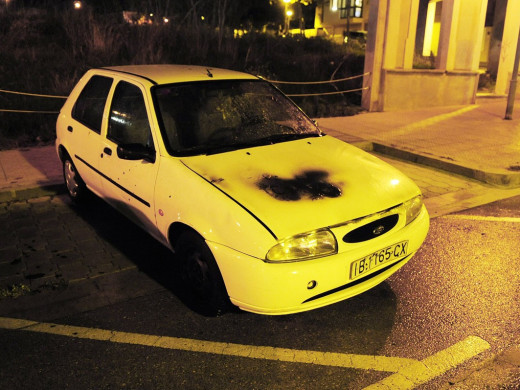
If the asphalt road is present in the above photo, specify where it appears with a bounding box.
[1,194,520,389]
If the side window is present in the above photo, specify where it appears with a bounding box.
[107,81,153,148]
[72,75,113,133]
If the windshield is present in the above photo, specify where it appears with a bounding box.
[153,80,321,156]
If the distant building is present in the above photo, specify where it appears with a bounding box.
[285,0,369,42]
[362,0,520,111]
[287,0,518,112]
[314,0,369,44]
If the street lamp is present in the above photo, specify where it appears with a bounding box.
[283,0,292,34]
[73,1,82,10]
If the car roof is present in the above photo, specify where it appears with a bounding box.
[101,64,258,85]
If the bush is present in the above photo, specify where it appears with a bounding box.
[0,8,365,149]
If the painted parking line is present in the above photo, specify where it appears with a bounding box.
[363,336,490,389]
[0,317,490,388]
[390,105,478,137]
[440,215,520,223]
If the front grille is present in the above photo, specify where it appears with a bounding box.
[343,214,399,243]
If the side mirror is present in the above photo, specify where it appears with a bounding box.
[117,143,156,163]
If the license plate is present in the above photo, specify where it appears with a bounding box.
[349,241,408,280]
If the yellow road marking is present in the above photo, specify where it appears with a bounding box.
[0,317,415,372]
[0,317,490,388]
[391,106,478,137]
[363,336,490,389]
[440,215,520,223]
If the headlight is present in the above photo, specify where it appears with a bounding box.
[266,228,337,263]
[404,195,423,225]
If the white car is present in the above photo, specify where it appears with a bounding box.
[56,65,429,315]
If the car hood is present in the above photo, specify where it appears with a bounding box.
[181,136,421,239]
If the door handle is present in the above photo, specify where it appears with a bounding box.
[103,147,112,156]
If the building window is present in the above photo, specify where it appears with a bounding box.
[336,0,363,19]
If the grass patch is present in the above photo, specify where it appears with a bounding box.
[0,283,31,299]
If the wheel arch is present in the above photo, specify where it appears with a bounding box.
[167,221,203,251]
[57,144,70,162]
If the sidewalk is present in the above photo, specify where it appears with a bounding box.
[0,96,519,204]
[0,145,62,203]
[319,96,520,188]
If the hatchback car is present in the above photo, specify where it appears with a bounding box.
[56,65,429,315]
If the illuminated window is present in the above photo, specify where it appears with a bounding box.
[108,82,153,148]
[338,0,363,19]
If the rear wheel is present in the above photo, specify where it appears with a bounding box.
[175,231,230,316]
[63,157,87,202]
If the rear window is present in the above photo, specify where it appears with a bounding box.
[72,75,113,133]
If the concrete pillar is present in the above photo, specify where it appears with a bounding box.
[362,0,388,111]
[362,0,419,110]
[488,0,508,77]
[436,0,487,71]
[404,1,420,69]
[495,0,520,95]
[455,0,488,71]
[436,0,459,70]
[471,0,490,70]
[384,0,419,69]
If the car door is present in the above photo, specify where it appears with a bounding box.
[68,75,113,196]
[98,79,160,237]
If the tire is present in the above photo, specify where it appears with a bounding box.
[175,231,231,316]
[63,157,87,202]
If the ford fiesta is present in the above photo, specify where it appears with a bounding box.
[56,65,429,315]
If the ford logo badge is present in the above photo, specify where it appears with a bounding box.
[373,225,385,235]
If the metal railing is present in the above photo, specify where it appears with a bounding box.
[0,88,67,114]
[1,71,371,112]
[267,72,369,97]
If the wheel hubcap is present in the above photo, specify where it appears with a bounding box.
[64,161,79,197]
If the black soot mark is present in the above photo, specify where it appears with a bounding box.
[257,170,342,201]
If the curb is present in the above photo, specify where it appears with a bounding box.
[442,344,520,389]
[0,183,65,203]
[370,142,520,189]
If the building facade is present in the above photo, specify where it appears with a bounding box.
[308,0,519,112]
[361,0,520,111]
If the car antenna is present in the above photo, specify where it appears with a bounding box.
[206,68,214,78]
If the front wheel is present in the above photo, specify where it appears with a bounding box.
[175,231,231,316]
[63,157,87,202]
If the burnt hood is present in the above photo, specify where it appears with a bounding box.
[181,136,420,239]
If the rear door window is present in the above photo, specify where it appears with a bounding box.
[72,75,113,133]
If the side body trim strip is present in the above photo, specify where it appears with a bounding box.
[75,155,151,208]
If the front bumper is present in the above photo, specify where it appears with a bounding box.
[209,205,430,315]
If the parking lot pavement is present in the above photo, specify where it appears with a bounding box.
[0,194,167,321]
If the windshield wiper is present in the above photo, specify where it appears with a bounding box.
[253,133,321,145]
[203,133,322,155]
